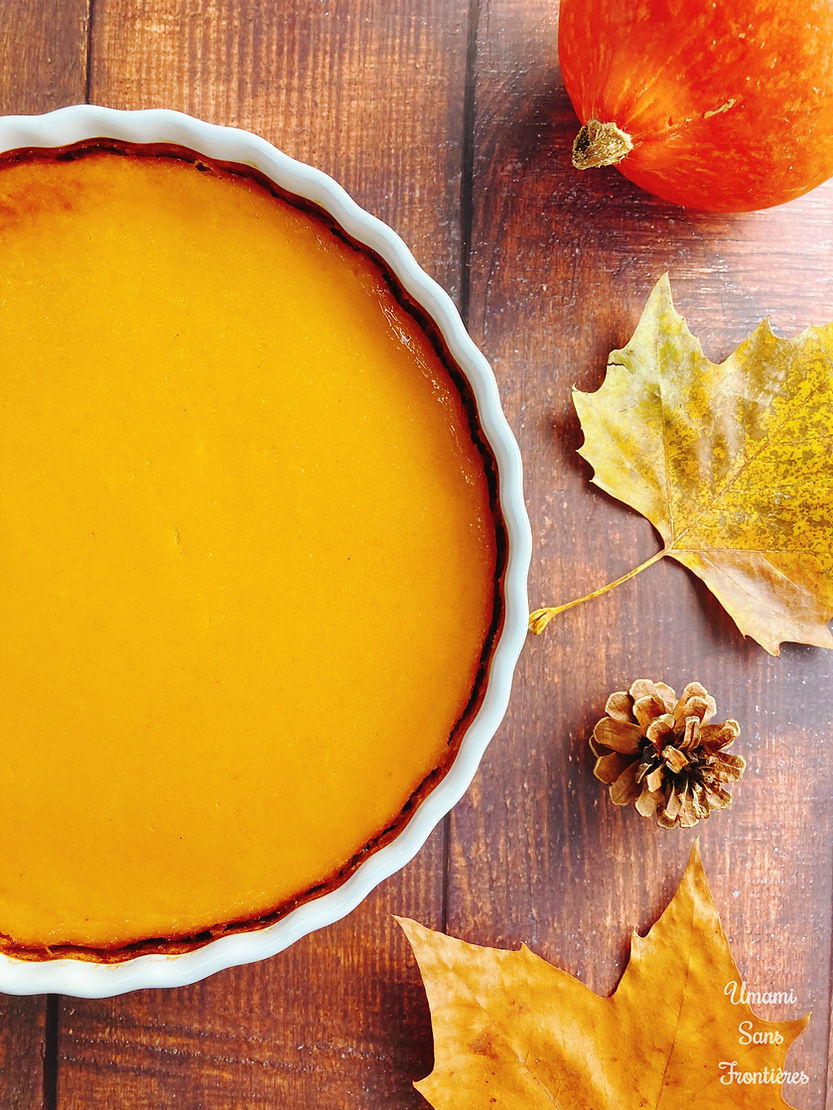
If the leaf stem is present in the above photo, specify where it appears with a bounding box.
[528,549,668,634]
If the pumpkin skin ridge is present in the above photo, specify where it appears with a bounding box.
[559,0,833,211]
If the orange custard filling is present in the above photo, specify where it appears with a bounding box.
[0,146,501,954]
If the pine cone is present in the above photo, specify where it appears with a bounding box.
[590,679,745,829]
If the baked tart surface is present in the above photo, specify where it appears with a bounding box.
[0,146,501,953]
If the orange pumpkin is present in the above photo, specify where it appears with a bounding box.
[559,0,833,211]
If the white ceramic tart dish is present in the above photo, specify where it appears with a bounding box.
[0,106,530,997]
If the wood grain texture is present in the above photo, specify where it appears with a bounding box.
[446,1,833,1106]
[54,1,471,1108]
[0,0,88,116]
[57,872,443,1109]
[88,0,467,276]
[0,3,89,1105]
[0,0,831,1105]
[0,996,50,1110]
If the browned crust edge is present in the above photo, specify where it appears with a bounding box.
[0,140,508,963]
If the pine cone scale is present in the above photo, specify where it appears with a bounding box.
[590,679,746,830]
[592,717,644,755]
[593,751,634,784]
[609,762,642,806]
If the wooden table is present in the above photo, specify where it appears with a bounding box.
[1,2,831,1106]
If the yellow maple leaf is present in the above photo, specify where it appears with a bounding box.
[529,275,833,654]
[399,844,809,1110]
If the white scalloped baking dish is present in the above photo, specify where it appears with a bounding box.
[0,106,530,997]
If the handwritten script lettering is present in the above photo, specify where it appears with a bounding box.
[719,1061,810,1086]
[737,1020,784,1046]
[724,980,798,1008]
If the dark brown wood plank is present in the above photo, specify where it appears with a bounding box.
[87,0,468,270]
[58,869,443,1109]
[0,4,89,1105]
[0,996,50,1110]
[0,0,88,116]
[447,1,833,1106]
[2,0,831,1106]
[57,1,471,1107]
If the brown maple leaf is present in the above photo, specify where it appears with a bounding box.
[529,275,833,654]
[399,843,808,1109]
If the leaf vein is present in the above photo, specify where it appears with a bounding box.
[676,546,825,556]
[671,355,832,550]
[652,912,693,1109]
[696,548,821,607]
[655,337,676,543]
[429,950,567,1106]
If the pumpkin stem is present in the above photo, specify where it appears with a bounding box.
[572,119,633,169]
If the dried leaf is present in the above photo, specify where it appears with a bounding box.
[531,275,833,654]
[399,843,809,1109]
